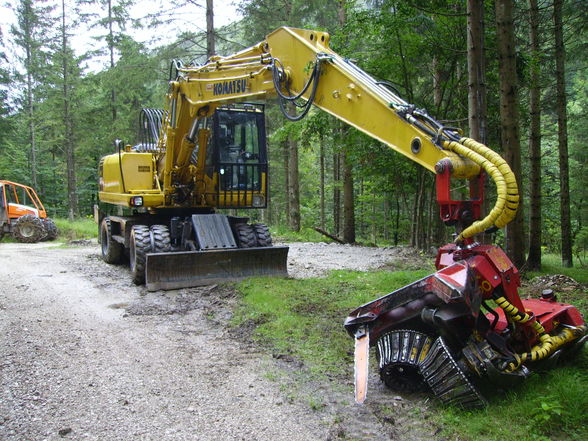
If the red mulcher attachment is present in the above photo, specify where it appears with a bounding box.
[345,169,587,408]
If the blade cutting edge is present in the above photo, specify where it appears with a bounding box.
[354,333,369,404]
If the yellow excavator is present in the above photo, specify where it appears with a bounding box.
[97,27,485,290]
[97,27,586,407]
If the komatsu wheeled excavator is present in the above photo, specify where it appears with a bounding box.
[97,27,586,405]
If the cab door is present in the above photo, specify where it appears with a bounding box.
[211,105,268,209]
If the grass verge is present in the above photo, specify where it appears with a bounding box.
[234,255,588,440]
[54,217,98,241]
[234,268,431,378]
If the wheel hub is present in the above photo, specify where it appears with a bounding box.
[20,225,34,237]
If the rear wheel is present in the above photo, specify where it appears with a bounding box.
[12,215,45,243]
[129,225,151,285]
[235,223,256,248]
[41,218,58,241]
[252,223,272,247]
[100,217,123,264]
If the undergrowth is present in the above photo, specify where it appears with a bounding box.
[270,225,335,243]
[54,217,98,241]
[525,253,588,284]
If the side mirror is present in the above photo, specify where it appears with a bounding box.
[114,139,124,151]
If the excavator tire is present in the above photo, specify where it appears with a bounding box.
[130,225,151,285]
[235,223,256,248]
[150,224,171,252]
[41,218,58,241]
[100,217,123,264]
[12,214,45,243]
[252,223,272,247]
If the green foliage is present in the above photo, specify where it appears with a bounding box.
[54,217,98,241]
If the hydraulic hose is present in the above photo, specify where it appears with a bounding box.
[272,56,322,121]
[494,295,586,372]
[443,137,519,241]
[459,137,519,229]
[443,141,507,241]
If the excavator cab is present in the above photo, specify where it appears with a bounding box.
[210,104,268,209]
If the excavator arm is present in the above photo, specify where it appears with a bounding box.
[160,27,517,242]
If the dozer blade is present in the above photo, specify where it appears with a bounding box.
[145,246,289,291]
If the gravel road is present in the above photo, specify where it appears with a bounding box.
[0,241,438,441]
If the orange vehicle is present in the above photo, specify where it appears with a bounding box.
[0,180,58,243]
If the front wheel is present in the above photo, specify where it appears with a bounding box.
[235,223,256,248]
[252,223,272,247]
[129,225,150,285]
[150,224,171,253]
[12,215,45,243]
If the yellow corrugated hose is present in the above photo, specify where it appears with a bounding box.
[494,296,585,372]
[460,138,519,229]
[442,138,519,241]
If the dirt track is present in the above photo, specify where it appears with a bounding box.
[0,241,438,441]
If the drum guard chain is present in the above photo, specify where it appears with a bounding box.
[419,336,487,408]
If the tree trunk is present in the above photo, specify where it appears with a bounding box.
[282,140,290,222]
[26,70,37,189]
[554,0,573,267]
[371,191,376,244]
[62,0,78,219]
[432,55,447,246]
[288,135,300,231]
[23,2,38,188]
[383,195,389,242]
[264,139,272,225]
[467,0,492,245]
[526,0,542,270]
[495,0,525,268]
[206,0,215,59]
[432,56,442,115]
[333,152,341,236]
[107,0,116,123]
[394,197,400,246]
[467,0,487,144]
[342,150,355,243]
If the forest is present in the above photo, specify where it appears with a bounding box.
[0,0,586,270]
